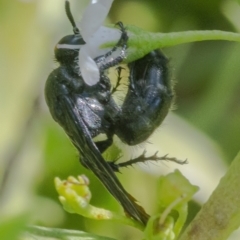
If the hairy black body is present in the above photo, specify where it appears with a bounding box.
[45,0,180,225]
[116,50,173,145]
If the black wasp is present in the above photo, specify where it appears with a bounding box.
[45,0,184,225]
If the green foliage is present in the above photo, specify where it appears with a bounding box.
[0,214,29,240]
[105,26,240,63]
[179,152,240,240]
[1,0,240,240]
[25,225,115,240]
[144,170,198,240]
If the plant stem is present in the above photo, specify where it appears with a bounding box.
[104,25,240,63]
[178,151,240,240]
[26,225,115,240]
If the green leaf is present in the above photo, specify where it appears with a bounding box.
[144,170,199,240]
[144,214,175,240]
[157,170,199,237]
[157,170,199,208]
[103,25,240,63]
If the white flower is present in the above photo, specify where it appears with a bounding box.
[77,0,121,86]
[79,0,114,41]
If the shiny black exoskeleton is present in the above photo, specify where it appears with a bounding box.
[45,0,178,225]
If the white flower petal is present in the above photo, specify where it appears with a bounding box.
[77,1,120,85]
[79,0,114,41]
[86,26,121,58]
[79,46,100,86]
[78,26,121,85]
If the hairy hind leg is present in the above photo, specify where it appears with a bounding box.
[108,150,187,172]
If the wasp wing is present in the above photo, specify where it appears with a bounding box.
[58,94,149,225]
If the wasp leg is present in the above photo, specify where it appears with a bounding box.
[100,22,128,60]
[108,150,187,172]
[95,22,128,72]
[79,137,113,169]
[93,138,123,173]
[111,66,125,95]
[95,138,113,153]
[118,150,187,168]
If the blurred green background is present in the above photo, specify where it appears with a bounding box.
[1,0,240,239]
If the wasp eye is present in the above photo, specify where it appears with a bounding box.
[57,34,86,50]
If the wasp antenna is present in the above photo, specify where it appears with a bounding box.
[65,0,80,34]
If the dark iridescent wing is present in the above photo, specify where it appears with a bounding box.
[58,94,149,225]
